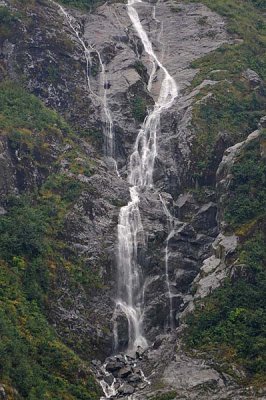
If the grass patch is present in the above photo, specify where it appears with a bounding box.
[0,6,21,40]
[58,0,102,10]
[191,81,265,182]
[0,81,69,134]
[150,391,177,400]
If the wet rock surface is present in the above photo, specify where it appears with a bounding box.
[94,334,266,399]
[93,352,150,398]
[1,0,264,398]
[126,334,266,400]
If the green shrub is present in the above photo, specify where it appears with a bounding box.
[0,7,20,39]
[0,262,101,399]
[0,81,69,133]
[132,96,147,122]
[225,136,266,227]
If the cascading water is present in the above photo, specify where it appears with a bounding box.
[114,0,178,353]
[115,187,147,352]
[53,0,178,357]
[51,1,117,171]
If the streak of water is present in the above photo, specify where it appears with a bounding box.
[116,187,147,351]
[127,0,178,187]
[114,0,178,352]
[51,0,117,171]
[99,363,117,399]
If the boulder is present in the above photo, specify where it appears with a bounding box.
[118,366,132,378]
[127,373,142,383]
[242,68,262,87]
[175,193,199,220]
[258,116,266,129]
[103,374,114,386]
[105,361,124,372]
[136,346,145,359]
[176,223,197,239]
[118,383,135,395]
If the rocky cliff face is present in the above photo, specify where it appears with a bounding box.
[0,0,265,399]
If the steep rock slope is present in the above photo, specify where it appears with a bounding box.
[0,0,265,399]
[1,0,232,353]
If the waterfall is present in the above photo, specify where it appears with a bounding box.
[114,0,178,352]
[51,1,117,171]
[52,0,178,354]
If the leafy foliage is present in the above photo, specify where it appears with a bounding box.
[225,136,266,227]
[0,172,103,398]
[0,261,101,400]
[132,96,147,122]
[0,81,69,133]
[0,7,20,40]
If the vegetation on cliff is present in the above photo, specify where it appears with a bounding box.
[184,0,265,387]
[185,0,266,184]
[186,136,266,386]
[58,0,103,10]
[0,82,102,399]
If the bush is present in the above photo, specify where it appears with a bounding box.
[0,81,69,133]
[132,96,147,122]
[225,137,266,227]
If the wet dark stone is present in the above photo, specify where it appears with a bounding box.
[127,373,142,383]
[106,361,124,372]
[103,374,114,386]
[118,383,135,395]
[118,366,132,378]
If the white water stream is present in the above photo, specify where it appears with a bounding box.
[52,1,117,171]
[114,0,178,353]
[53,0,178,367]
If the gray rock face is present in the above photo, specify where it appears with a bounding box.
[131,333,264,400]
[2,0,230,183]
[258,115,266,129]
[242,68,262,88]
[0,386,7,400]
[118,383,135,395]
